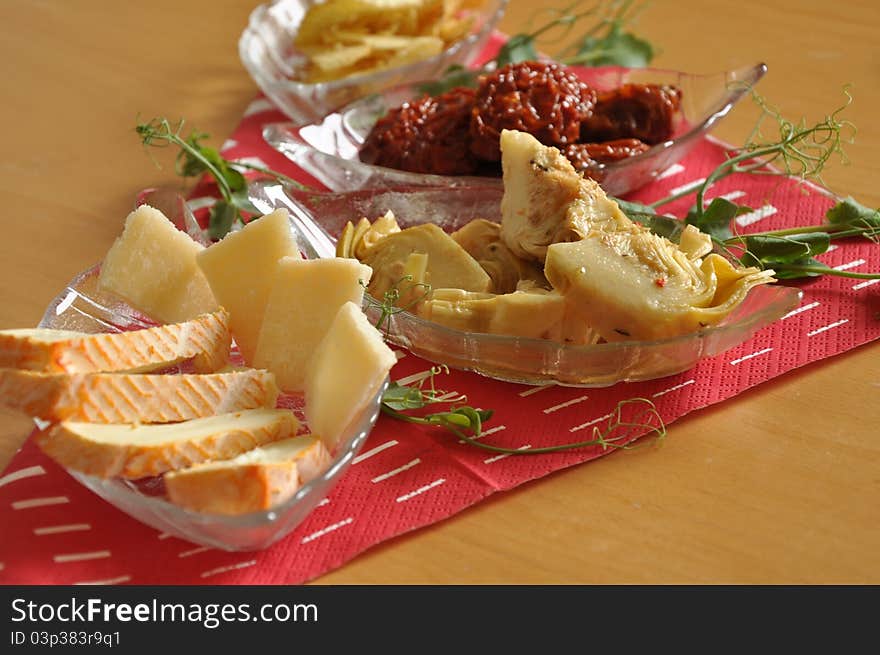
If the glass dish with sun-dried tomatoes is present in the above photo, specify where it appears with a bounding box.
[264,62,767,197]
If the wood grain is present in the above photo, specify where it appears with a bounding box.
[1,0,878,583]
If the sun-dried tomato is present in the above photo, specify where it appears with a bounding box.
[360,87,478,175]
[469,61,597,162]
[581,84,682,145]
[563,138,651,173]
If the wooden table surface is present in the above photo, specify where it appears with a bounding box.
[2,0,878,583]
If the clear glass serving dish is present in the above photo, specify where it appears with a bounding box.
[264,62,766,197]
[37,265,386,551]
[239,0,508,124]
[249,180,802,387]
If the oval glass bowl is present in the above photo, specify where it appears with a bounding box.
[264,62,767,197]
[249,180,802,387]
[239,0,508,124]
[38,266,386,551]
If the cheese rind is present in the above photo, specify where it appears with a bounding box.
[196,209,301,364]
[0,368,279,423]
[164,435,331,515]
[36,408,298,479]
[0,309,231,374]
[253,257,373,392]
[98,205,218,323]
[305,302,396,448]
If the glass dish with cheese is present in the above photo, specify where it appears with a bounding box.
[22,205,396,551]
[252,130,801,386]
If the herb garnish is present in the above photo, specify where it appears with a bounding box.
[380,366,666,455]
[136,117,305,239]
[420,0,654,95]
[621,91,880,281]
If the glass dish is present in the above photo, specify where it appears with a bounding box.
[239,0,508,124]
[249,180,802,387]
[263,62,767,197]
[38,266,386,551]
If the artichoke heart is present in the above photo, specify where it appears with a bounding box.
[337,211,401,259]
[361,223,492,301]
[451,219,548,293]
[545,228,776,342]
[354,210,401,259]
[417,288,599,344]
[499,129,631,261]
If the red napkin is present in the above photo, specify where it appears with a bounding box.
[2,43,879,585]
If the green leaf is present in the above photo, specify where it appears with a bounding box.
[739,232,831,269]
[826,196,880,229]
[435,412,472,428]
[418,65,479,96]
[175,131,212,177]
[614,197,657,216]
[685,198,753,242]
[495,34,539,67]
[573,25,654,67]
[230,188,258,215]
[381,382,427,411]
[771,258,830,280]
[207,201,238,240]
[176,138,248,194]
[644,215,687,242]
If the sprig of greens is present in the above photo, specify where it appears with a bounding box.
[420,0,654,95]
[136,117,306,239]
[380,365,494,444]
[621,90,880,281]
[381,367,666,455]
[367,275,433,333]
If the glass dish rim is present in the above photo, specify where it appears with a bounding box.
[238,0,509,95]
[37,263,386,533]
[252,181,803,385]
[261,61,768,191]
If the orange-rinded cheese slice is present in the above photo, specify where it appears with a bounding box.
[0,368,279,423]
[164,435,331,515]
[35,408,298,479]
[0,309,231,374]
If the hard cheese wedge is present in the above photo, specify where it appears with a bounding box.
[253,257,373,391]
[0,309,231,374]
[0,368,279,423]
[35,408,298,479]
[305,301,396,448]
[98,205,218,323]
[164,435,331,515]
[196,209,301,365]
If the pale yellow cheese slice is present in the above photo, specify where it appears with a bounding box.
[253,257,373,392]
[0,309,231,374]
[164,435,331,515]
[35,408,298,479]
[305,301,396,448]
[98,205,218,323]
[0,368,278,423]
[196,209,301,365]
